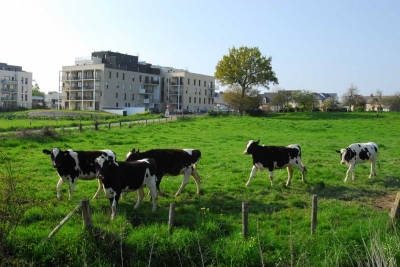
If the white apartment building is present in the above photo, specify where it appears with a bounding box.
[59,51,216,113]
[0,62,32,110]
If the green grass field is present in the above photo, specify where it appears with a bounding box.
[1,112,399,266]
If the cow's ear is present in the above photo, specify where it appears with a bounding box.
[43,149,51,155]
[255,140,260,144]
[335,150,341,153]
[131,148,135,153]
[137,149,140,153]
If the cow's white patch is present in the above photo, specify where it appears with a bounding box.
[183,149,194,155]
[103,187,115,198]
[137,158,150,164]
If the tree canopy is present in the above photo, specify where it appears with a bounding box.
[215,46,278,115]
[32,83,45,98]
[291,90,316,112]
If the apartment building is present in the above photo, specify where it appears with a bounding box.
[0,62,32,109]
[59,51,216,113]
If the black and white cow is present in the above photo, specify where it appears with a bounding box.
[243,140,307,186]
[94,155,158,219]
[335,142,380,182]
[43,148,116,200]
[126,148,201,196]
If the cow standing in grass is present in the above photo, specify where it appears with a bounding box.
[95,155,158,219]
[243,140,307,186]
[43,148,116,200]
[126,148,201,196]
[335,142,380,182]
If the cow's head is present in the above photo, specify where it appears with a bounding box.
[126,148,140,161]
[95,155,115,179]
[43,148,67,168]
[335,147,356,164]
[243,140,260,155]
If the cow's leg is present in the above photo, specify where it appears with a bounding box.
[134,187,145,210]
[191,167,201,194]
[245,165,258,186]
[155,174,167,197]
[344,164,355,182]
[68,179,77,200]
[148,178,158,212]
[370,160,376,178]
[269,170,274,186]
[175,168,192,196]
[92,179,103,199]
[110,193,120,220]
[292,161,307,183]
[56,177,64,200]
[286,166,293,186]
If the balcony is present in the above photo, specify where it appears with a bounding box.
[66,86,101,91]
[67,96,100,101]
[1,97,17,101]
[169,90,183,95]
[143,99,150,104]
[144,78,160,85]
[0,88,18,92]
[139,88,154,94]
[61,74,101,81]
[1,79,17,85]
[169,82,183,86]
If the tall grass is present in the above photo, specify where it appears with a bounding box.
[0,112,399,266]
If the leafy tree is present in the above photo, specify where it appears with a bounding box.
[270,90,292,113]
[32,83,45,98]
[291,90,315,112]
[215,46,278,115]
[322,97,340,111]
[222,86,261,112]
[386,92,400,112]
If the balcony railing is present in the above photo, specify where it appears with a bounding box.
[169,90,183,95]
[144,78,160,85]
[61,75,101,81]
[139,88,154,94]
[1,79,17,84]
[67,96,100,101]
[1,97,17,101]
[169,82,183,86]
[66,86,101,91]
[0,88,18,92]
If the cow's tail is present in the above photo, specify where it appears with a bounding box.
[377,153,381,170]
[298,145,307,173]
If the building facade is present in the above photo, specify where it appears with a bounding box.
[59,51,215,113]
[0,62,32,110]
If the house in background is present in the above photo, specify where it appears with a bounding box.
[0,62,32,110]
[45,91,62,109]
[32,96,44,108]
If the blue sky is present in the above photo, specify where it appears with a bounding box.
[1,0,399,98]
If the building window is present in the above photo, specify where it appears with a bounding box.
[138,95,140,101]
[194,97,196,103]
[130,84,132,91]
[124,93,126,100]
[204,98,206,104]
[116,72,119,78]
[122,73,125,80]
[21,86,23,92]
[139,75,142,82]
[194,79,196,85]
[25,94,27,101]
[116,103,118,107]
[116,93,118,98]
[199,98,201,104]
[116,82,119,88]
[123,83,126,90]
[204,81,206,87]
[106,82,108,89]
[25,78,28,84]
[185,87,188,94]
[189,97,191,103]
[109,71,111,78]
[132,94,134,100]
[199,80,201,86]
[195,88,197,95]
[188,78,190,85]
[132,74,135,81]
[199,89,201,95]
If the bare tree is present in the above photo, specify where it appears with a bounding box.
[270,88,292,113]
[341,84,360,111]
[371,89,384,113]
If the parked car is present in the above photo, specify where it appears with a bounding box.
[149,108,159,114]
[175,109,183,115]
[183,109,192,114]
[200,108,208,113]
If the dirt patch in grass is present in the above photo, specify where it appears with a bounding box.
[28,111,92,117]
[372,193,397,210]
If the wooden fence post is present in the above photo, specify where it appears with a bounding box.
[387,192,400,231]
[311,195,318,235]
[78,123,82,133]
[81,198,93,229]
[108,122,111,129]
[119,121,122,128]
[129,121,132,128]
[242,202,249,239]
[168,203,175,234]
